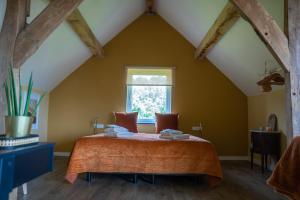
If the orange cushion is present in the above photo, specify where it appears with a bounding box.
[114,112,138,133]
[155,113,179,133]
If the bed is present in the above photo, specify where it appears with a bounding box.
[65,133,223,187]
[267,136,300,199]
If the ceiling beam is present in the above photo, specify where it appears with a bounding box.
[230,0,290,72]
[13,0,85,68]
[146,0,155,14]
[195,2,240,60]
[66,9,104,57]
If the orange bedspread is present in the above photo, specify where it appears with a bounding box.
[267,136,300,200]
[65,133,223,186]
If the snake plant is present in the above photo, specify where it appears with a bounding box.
[4,67,45,117]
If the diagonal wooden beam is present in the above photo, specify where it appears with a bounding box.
[230,0,290,72]
[0,0,27,132]
[13,0,85,68]
[66,9,104,57]
[195,2,240,59]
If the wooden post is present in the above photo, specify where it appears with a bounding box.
[284,0,293,143]
[287,0,300,137]
[0,0,23,132]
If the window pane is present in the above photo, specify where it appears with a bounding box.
[130,86,169,120]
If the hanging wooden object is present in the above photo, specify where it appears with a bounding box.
[257,73,285,92]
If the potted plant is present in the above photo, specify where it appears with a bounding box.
[4,67,44,138]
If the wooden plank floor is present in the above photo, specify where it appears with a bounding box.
[17,157,287,200]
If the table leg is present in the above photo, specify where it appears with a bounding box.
[9,188,18,200]
[265,154,268,170]
[250,150,254,169]
[86,172,92,183]
[22,183,28,195]
[261,154,264,173]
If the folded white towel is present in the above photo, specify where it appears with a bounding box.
[103,132,117,137]
[116,132,134,137]
[103,131,134,138]
[103,124,133,138]
[104,127,128,133]
[159,134,190,140]
[160,129,183,134]
[106,124,124,128]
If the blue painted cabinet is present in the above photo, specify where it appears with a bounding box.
[0,143,54,200]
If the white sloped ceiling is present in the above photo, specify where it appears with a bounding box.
[156,0,284,96]
[20,0,146,91]
[1,0,284,96]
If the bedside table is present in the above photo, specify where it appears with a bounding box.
[250,130,280,173]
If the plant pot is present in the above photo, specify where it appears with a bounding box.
[5,116,33,138]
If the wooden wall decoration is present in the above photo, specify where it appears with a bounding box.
[257,73,285,92]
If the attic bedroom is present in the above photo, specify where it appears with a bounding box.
[0,0,299,200]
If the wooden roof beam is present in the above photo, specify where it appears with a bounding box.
[230,0,291,72]
[146,0,155,15]
[195,2,240,60]
[13,0,85,68]
[66,9,104,57]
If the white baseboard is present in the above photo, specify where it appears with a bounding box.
[219,156,249,161]
[54,152,70,157]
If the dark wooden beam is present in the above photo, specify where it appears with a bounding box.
[0,0,26,132]
[287,0,300,137]
[146,0,155,14]
[13,0,85,68]
[66,9,104,57]
[230,0,290,72]
[195,2,240,59]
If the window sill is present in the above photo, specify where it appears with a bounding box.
[137,122,155,125]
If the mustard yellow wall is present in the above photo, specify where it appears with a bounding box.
[48,14,248,155]
[248,89,287,153]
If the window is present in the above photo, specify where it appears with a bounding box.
[126,67,173,124]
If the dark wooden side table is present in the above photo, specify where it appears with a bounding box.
[250,130,280,173]
[0,142,54,200]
